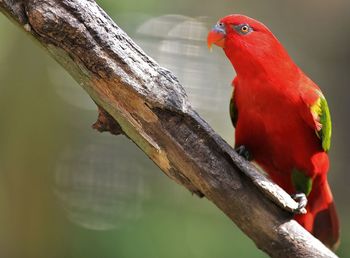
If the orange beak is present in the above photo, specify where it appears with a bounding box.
[207,23,226,50]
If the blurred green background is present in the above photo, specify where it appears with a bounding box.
[0,0,349,257]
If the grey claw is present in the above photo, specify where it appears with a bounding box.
[291,192,308,214]
[235,145,252,161]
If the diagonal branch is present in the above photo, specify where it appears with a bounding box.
[0,0,337,257]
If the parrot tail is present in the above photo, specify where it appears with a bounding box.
[294,176,340,250]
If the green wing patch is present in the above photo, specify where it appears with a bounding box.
[311,94,332,152]
[291,169,313,196]
[229,91,238,128]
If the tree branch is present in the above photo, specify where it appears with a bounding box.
[0,0,337,257]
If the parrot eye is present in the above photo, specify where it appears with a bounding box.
[241,25,249,33]
[233,24,253,35]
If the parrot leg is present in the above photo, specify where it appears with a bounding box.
[291,192,308,214]
[235,145,252,161]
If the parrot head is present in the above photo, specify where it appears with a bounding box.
[207,14,276,51]
[207,14,292,75]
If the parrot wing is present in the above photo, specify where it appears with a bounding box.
[301,87,332,152]
[313,94,332,152]
[229,88,238,128]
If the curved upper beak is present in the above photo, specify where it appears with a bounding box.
[207,23,226,50]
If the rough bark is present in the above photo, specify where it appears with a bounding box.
[0,1,338,257]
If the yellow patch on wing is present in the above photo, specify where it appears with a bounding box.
[310,97,322,131]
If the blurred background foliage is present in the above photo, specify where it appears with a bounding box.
[0,0,349,257]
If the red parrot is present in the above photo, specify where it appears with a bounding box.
[207,14,339,250]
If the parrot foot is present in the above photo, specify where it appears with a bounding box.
[291,192,307,214]
[235,145,252,161]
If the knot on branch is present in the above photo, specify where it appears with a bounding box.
[92,106,124,135]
